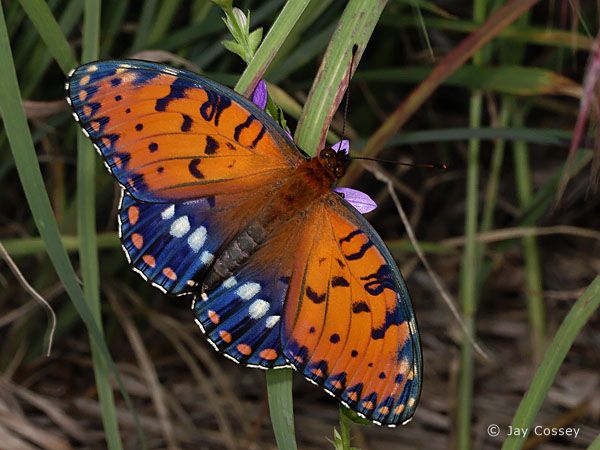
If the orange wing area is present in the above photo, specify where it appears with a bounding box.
[281,194,422,426]
[67,60,301,202]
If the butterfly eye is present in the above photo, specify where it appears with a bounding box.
[334,164,345,178]
[320,148,335,159]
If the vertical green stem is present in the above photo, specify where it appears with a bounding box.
[78,1,123,448]
[456,1,486,447]
[512,109,545,363]
[339,408,352,450]
[266,369,297,450]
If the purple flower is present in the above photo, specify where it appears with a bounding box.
[251,79,268,110]
[333,187,377,214]
[330,140,377,214]
[331,139,350,155]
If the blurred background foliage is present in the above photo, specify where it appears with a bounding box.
[0,0,599,449]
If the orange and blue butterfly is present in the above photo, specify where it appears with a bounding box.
[66,59,422,427]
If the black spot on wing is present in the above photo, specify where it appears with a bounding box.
[200,90,231,126]
[339,229,363,244]
[361,264,395,295]
[155,78,191,111]
[204,135,219,154]
[234,115,255,142]
[251,125,266,148]
[188,159,204,179]
[345,241,373,261]
[352,301,370,313]
[306,286,326,304]
[371,308,402,340]
[181,114,193,132]
[331,276,350,287]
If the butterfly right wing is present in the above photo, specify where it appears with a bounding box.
[118,187,277,295]
[67,60,303,294]
[67,59,303,203]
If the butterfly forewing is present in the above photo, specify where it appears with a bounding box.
[67,60,301,203]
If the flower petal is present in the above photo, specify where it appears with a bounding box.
[332,139,350,155]
[251,79,268,110]
[334,187,377,214]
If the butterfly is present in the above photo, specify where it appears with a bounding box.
[66,59,422,427]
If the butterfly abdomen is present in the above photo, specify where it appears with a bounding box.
[202,223,267,291]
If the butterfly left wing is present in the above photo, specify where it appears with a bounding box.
[281,193,422,427]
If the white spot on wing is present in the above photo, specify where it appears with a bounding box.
[236,282,261,300]
[187,226,207,252]
[170,216,190,237]
[265,315,280,329]
[200,251,214,265]
[161,204,175,220]
[222,276,237,289]
[248,299,269,320]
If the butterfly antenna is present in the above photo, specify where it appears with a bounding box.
[351,156,447,170]
[340,44,358,143]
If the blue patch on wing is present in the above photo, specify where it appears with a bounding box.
[192,263,291,368]
[119,192,225,294]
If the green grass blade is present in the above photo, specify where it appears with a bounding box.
[355,65,579,97]
[501,276,600,450]
[130,0,159,52]
[512,109,545,363]
[235,0,313,96]
[2,233,119,257]
[146,0,180,44]
[456,0,487,445]
[296,0,389,156]
[382,15,593,50]
[0,4,145,448]
[21,0,82,96]
[588,433,600,450]
[78,1,123,448]
[16,0,77,73]
[266,369,297,450]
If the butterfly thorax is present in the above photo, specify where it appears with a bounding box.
[201,154,342,293]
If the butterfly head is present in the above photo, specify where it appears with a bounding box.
[319,147,351,179]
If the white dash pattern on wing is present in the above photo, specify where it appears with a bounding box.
[248,299,269,320]
[161,204,175,220]
[222,276,238,289]
[200,251,214,265]
[236,282,261,300]
[265,315,280,329]
[170,216,190,238]
[188,226,207,252]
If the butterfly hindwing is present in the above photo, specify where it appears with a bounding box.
[191,222,303,368]
[67,60,302,203]
[281,194,422,426]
